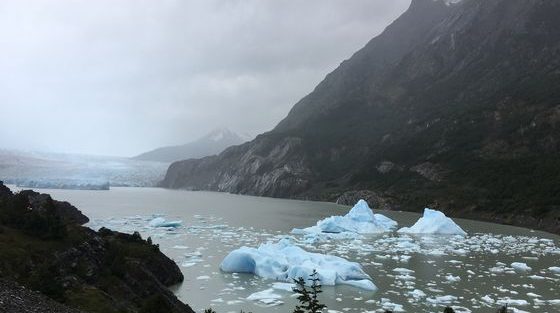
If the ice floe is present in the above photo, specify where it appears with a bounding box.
[398,208,467,236]
[511,262,532,272]
[148,217,182,228]
[246,289,284,306]
[220,238,377,291]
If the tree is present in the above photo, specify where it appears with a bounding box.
[293,270,327,313]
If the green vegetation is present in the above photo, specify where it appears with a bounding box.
[292,270,326,313]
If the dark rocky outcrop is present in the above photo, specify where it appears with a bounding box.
[0,182,194,313]
[19,190,90,225]
[161,0,560,234]
[0,279,83,313]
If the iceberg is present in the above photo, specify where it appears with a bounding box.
[292,200,397,237]
[148,217,182,228]
[398,208,467,236]
[220,238,377,291]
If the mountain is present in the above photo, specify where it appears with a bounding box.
[134,128,248,163]
[161,0,560,234]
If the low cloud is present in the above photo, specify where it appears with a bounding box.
[0,0,410,156]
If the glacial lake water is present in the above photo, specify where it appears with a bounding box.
[10,186,560,313]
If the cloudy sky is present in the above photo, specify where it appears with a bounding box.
[0,0,410,157]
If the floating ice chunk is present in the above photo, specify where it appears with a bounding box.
[445,274,461,282]
[220,238,377,291]
[408,289,426,298]
[481,295,495,304]
[246,289,283,306]
[511,262,532,272]
[529,275,546,280]
[148,217,182,228]
[196,275,210,280]
[496,298,529,306]
[380,298,405,312]
[398,208,467,236]
[292,200,397,237]
[549,266,560,274]
[271,282,295,292]
[427,295,458,304]
[393,268,414,274]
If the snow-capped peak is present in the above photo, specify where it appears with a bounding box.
[207,128,234,142]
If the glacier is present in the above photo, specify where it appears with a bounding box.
[220,238,377,291]
[398,208,467,236]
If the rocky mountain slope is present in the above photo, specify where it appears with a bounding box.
[161,0,560,234]
[134,128,248,163]
[0,182,194,313]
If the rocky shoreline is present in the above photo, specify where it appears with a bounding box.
[0,182,194,313]
[0,279,83,313]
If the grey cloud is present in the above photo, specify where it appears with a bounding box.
[0,0,410,156]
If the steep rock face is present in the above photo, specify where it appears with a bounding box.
[162,0,560,233]
[19,189,89,225]
[161,135,312,196]
[161,0,454,197]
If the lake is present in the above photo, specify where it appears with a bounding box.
[11,186,560,313]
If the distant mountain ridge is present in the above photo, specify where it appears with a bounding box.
[133,128,248,163]
[161,0,560,234]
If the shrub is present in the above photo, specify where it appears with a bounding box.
[293,270,327,313]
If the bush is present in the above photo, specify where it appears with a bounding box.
[293,270,327,313]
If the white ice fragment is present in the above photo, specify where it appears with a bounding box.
[398,208,467,236]
[408,289,426,298]
[271,282,296,292]
[246,289,283,306]
[148,217,182,228]
[549,266,560,274]
[427,295,458,304]
[445,274,461,283]
[511,262,532,272]
[496,298,529,306]
[220,238,377,291]
[481,295,494,304]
